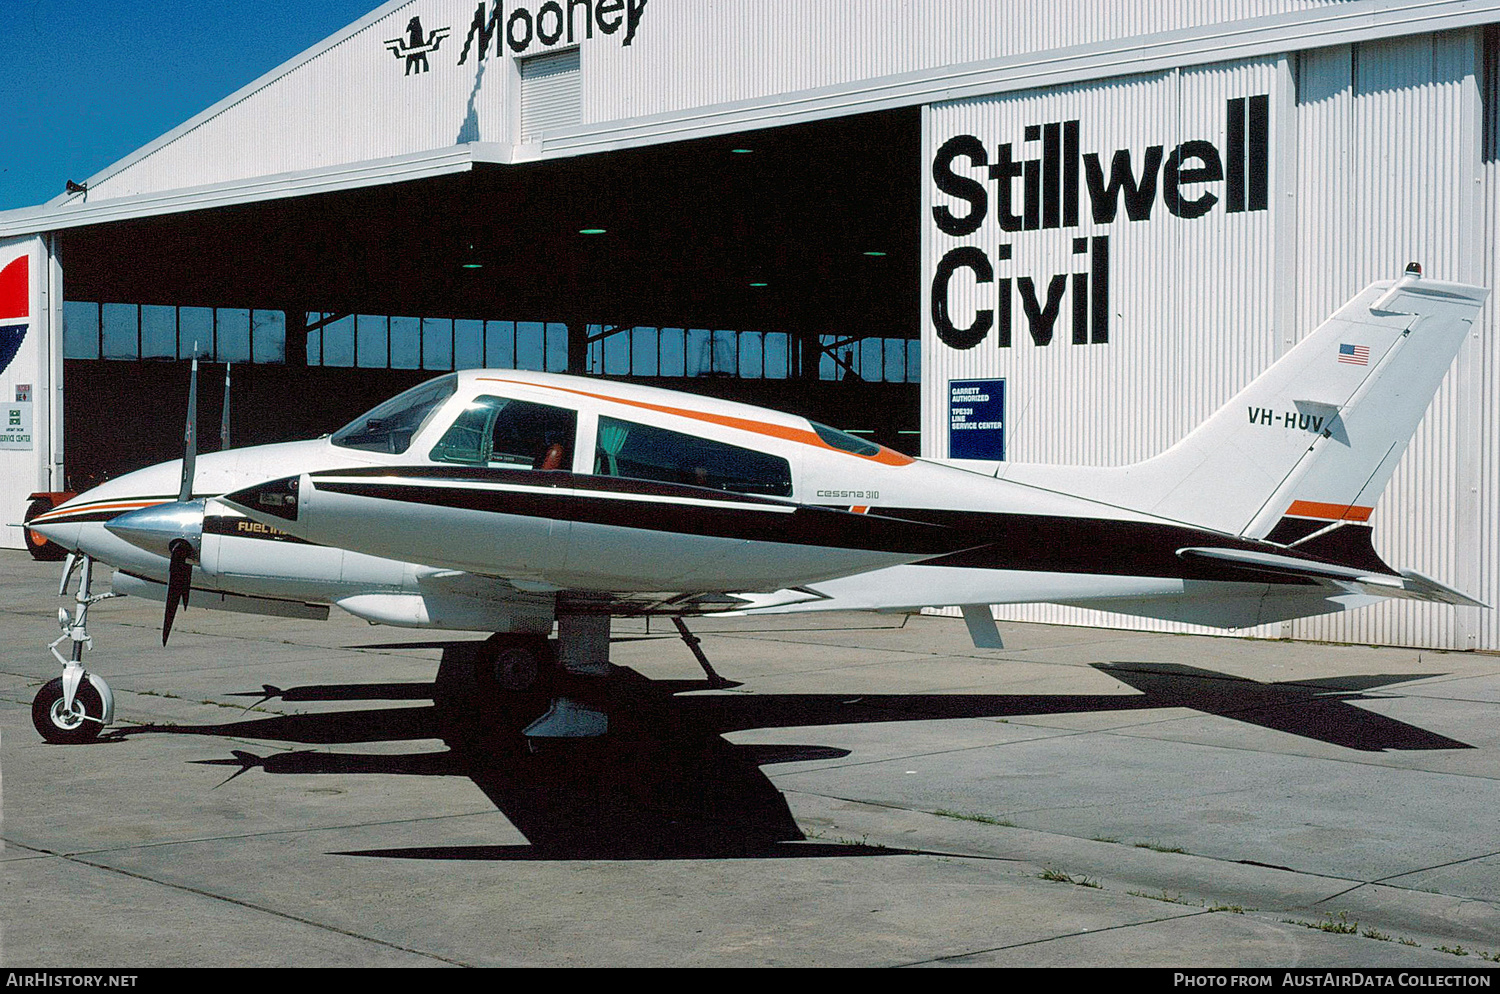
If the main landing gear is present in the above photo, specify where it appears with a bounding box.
[440,614,729,745]
[33,555,117,744]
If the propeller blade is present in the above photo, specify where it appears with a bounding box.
[163,542,192,645]
[179,358,198,503]
[219,362,231,451]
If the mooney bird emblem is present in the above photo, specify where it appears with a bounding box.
[385,17,452,75]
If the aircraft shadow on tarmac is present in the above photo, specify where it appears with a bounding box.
[105,649,1469,861]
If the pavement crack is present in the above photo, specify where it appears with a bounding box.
[1367,848,1500,888]
[894,908,1213,966]
[4,807,503,860]
[39,848,474,967]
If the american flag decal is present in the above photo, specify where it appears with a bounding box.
[1338,343,1370,365]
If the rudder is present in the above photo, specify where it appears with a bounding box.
[1002,268,1487,541]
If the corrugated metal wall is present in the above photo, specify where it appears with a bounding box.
[922,29,1498,649]
[520,47,583,140]
[1288,31,1486,649]
[584,1,1339,121]
[1482,26,1500,653]
[90,0,1348,201]
[921,56,1291,638]
[93,1,502,199]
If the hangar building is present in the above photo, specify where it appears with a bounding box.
[1,0,1497,650]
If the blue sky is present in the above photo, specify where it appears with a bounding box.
[1,0,381,212]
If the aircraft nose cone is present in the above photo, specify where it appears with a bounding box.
[105,501,205,559]
[25,514,79,552]
[223,476,301,522]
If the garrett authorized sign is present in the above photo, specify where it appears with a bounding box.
[949,379,1004,460]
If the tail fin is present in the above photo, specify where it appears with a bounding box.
[1003,268,1487,541]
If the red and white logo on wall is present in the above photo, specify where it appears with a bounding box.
[0,252,27,377]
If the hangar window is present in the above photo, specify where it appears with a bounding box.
[63,301,288,363]
[179,308,214,356]
[216,309,251,363]
[594,416,793,497]
[818,334,921,383]
[62,301,99,359]
[590,326,792,379]
[307,314,569,372]
[584,325,919,383]
[430,395,577,470]
[63,302,918,384]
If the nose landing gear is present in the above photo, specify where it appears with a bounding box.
[33,555,118,744]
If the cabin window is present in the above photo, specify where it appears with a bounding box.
[430,395,577,470]
[810,421,881,457]
[331,374,457,454]
[594,416,793,496]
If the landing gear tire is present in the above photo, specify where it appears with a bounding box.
[25,498,67,562]
[486,634,546,692]
[32,677,104,744]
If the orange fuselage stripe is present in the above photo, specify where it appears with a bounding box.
[478,377,914,466]
[32,499,167,522]
[1285,500,1373,522]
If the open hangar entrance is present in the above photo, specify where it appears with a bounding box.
[55,108,921,487]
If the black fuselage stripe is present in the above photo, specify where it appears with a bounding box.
[30,505,320,547]
[312,481,959,555]
[310,466,792,505]
[31,510,129,525]
[875,508,1316,584]
[310,480,1317,584]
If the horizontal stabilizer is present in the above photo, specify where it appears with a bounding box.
[1395,570,1489,609]
[1177,547,1485,607]
[1178,546,1391,584]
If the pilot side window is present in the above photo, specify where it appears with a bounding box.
[594,416,792,496]
[331,374,457,454]
[429,395,577,470]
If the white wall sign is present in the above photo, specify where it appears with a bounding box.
[1,401,32,450]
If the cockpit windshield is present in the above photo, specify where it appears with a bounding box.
[331,374,458,454]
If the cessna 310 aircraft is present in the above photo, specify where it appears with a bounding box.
[24,266,1489,743]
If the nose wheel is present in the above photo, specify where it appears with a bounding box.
[32,677,105,744]
[35,554,118,744]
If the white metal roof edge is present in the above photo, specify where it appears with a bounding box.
[39,0,420,209]
[0,145,475,239]
[5,0,1497,236]
[525,0,1500,158]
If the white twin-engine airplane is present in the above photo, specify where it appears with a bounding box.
[25,266,1489,744]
